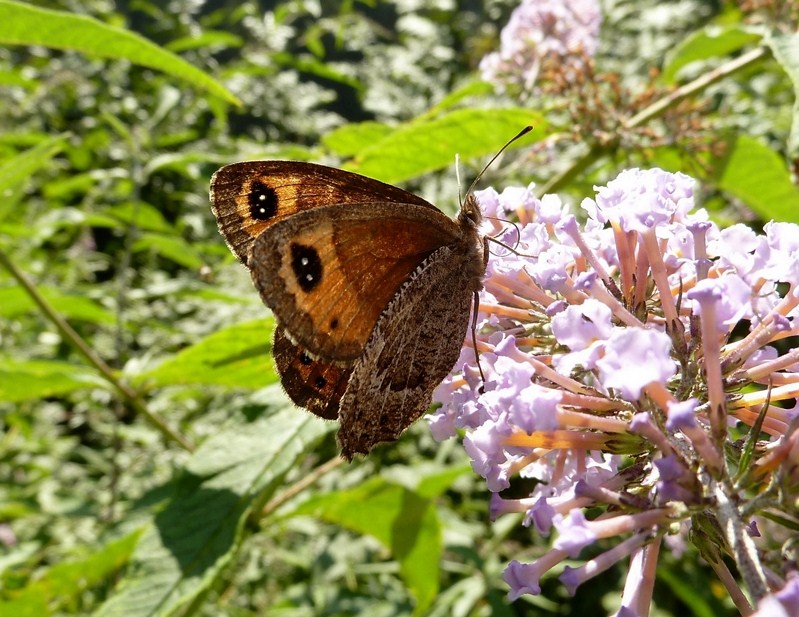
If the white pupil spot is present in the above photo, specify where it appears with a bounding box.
[258,194,266,201]
[306,274,313,282]
[301,257,309,266]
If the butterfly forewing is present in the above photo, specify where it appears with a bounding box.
[210,161,438,265]
[249,202,462,362]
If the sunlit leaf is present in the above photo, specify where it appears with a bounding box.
[767,30,799,156]
[134,318,276,389]
[0,532,140,616]
[165,30,244,53]
[714,135,799,223]
[0,135,66,218]
[0,285,115,324]
[133,233,205,269]
[662,25,761,83]
[102,202,175,234]
[0,359,106,402]
[292,476,442,614]
[41,170,99,200]
[322,121,393,157]
[96,405,331,617]
[343,108,544,184]
[0,0,239,105]
[427,80,495,114]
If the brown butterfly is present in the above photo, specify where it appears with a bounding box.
[209,132,529,458]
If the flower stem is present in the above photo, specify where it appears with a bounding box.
[712,480,768,604]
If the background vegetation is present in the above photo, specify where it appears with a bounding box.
[0,0,797,615]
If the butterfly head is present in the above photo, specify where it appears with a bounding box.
[458,193,484,229]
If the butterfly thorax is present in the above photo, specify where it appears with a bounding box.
[455,193,488,290]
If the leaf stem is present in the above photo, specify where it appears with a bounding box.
[0,248,194,452]
[625,45,771,128]
[260,455,344,518]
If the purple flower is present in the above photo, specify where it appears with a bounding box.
[586,168,695,230]
[752,574,799,617]
[553,509,596,557]
[653,455,695,504]
[430,166,799,612]
[528,496,556,534]
[762,222,799,284]
[595,328,676,400]
[665,398,699,431]
[686,275,754,334]
[463,415,516,492]
[551,298,613,351]
[504,560,544,599]
[773,574,799,615]
[480,0,601,94]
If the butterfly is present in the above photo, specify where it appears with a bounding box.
[209,130,530,458]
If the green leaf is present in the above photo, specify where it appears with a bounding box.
[0,67,36,89]
[82,202,177,234]
[322,121,394,157]
[0,532,141,616]
[96,406,331,617]
[293,476,442,614]
[134,318,277,390]
[766,31,799,157]
[662,25,762,83]
[0,359,106,402]
[415,465,472,499]
[165,30,244,54]
[273,51,364,91]
[426,80,495,114]
[132,233,204,269]
[104,203,176,233]
[343,108,545,184]
[713,135,799,223]
[0,0,239,106]
[0,285,115,324]
[656,561,724,617]
[41,170,98,200]
[0,135,67,218]
[382,462,471,499]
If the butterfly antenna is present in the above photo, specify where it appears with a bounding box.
[465,126,532,390]
[455,153,463,207]
[465,125,533,198]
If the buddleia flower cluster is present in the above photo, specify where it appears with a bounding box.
[432,168,799,616]
[479,0,601,94]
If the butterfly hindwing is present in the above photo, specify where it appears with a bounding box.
[272,326,352,421]
[336,243,482,459]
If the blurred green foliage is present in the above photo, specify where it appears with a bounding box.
[0,0,796,615]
